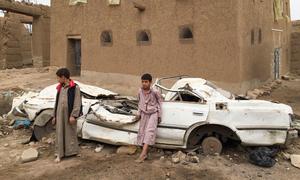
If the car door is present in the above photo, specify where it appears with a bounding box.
[155,101,209,146]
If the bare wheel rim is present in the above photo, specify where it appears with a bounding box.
[201,136,222,155]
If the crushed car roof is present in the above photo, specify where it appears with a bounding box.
[164,78,233,101]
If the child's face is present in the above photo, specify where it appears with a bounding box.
[141,80,151,90]
[57,76,67,84]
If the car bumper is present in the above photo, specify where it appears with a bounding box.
[287,129,298,139]
[285,129,298,145]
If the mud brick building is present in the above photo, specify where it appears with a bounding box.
[51,0,291,93]
[291,20,300,75]
[0,1,50,69]
[0,13,32,69]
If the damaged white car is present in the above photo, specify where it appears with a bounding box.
[9,76,298,154]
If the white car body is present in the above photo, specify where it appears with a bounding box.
[78,77,297,149]
[11,77,298,150]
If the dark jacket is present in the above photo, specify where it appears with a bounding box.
[54,81,82,118]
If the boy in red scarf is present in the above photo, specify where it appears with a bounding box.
[52,68,82,163]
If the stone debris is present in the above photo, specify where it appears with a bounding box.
[21,148,39,163]
[116,145,137,155]
[46,138,54,145]
[171,151,186,164]
[253,89,264,96]
[281,75,290,81]
[181,161,189,165]
[95,144,104,153]
[246,79,283,99]
[280,152,291,160]
[80,145,90,149]
[290,154,300,169]
[9,119,15,126]
[246,90,259,99]
[4,143,9,147]
[171,151,200,164]
[41,137,47,143]
[39,137,54,145]
[159,156,166,162]
[29,141,35,146]
[275,79,282,84]
[187,155,200,163]
[171,157,180,164]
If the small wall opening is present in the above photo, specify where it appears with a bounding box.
[101,30,113,46]
[251,29,255,45]
[21,23,33,66]
[179,25,193,43]
[23,23,32,35]
[136,30,151,45]
[258,28,262,44]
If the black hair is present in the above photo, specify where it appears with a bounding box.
[56,68,70,79]
[141,73,152,82]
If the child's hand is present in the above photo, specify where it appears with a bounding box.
[69,116,76,124]
[52,117,56,125]
[135,115,141,121]
[158,117,161,124]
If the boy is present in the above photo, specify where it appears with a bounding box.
[135,73,162,163]
[52,68,82,163]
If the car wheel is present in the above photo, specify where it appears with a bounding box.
[201,136,222,155]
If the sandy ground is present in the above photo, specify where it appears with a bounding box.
[0,67,300,180]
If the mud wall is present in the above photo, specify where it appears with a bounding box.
[0,13,32,69]
[0,17,7,69]
[50,0,291,93]
[32,15,50,67]
[0,1,51,68]
[0,13,33,69]
[238,0,291,92]
[51,0,241,83]
[5,13,26,68]
[291,21,300,75]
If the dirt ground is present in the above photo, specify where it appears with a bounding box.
[0,67,300,180]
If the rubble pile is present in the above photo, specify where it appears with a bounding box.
[116,145,137,155]
[245,74,299,100]
[246,79,282,99]
[170,151,200,164]
[290,154,300,169]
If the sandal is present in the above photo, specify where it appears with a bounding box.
[135,155,148,163]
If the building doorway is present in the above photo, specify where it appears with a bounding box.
[67,38,81,76]
[273,48,281,79]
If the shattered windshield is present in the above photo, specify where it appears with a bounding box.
[205,81,234,99]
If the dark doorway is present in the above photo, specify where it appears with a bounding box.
[67,38,81,76]
[273,48,280,79]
